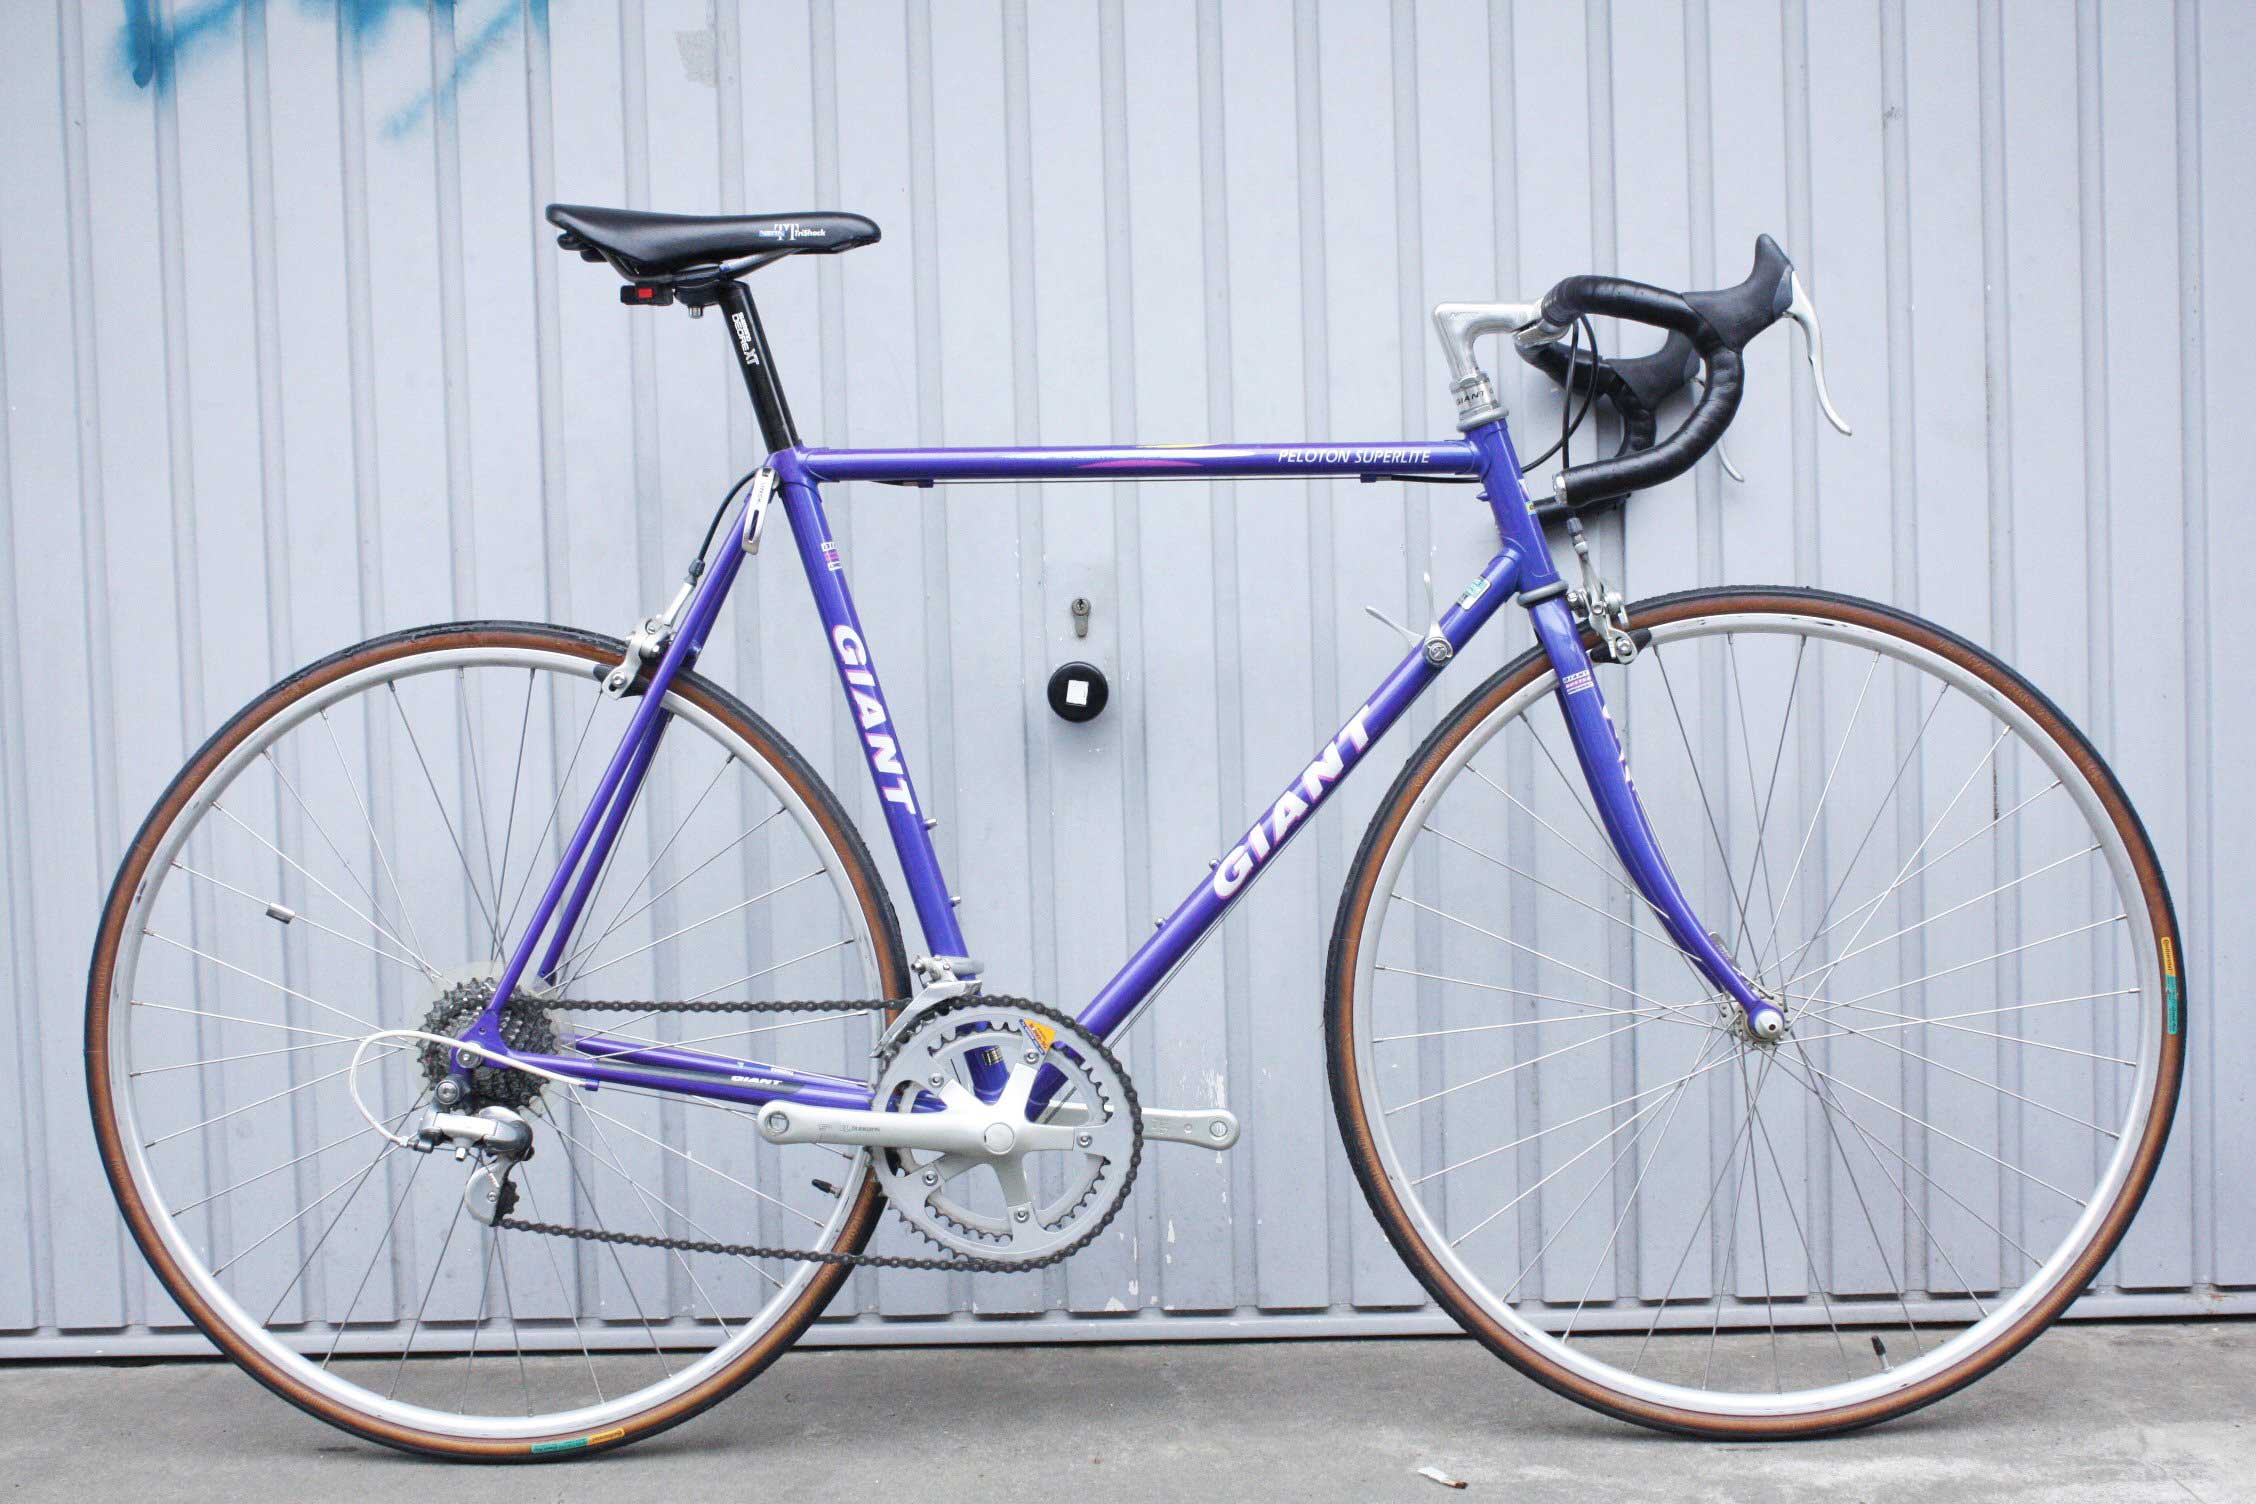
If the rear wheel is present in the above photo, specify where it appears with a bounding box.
[87,622,909,1458]
[1327,588,2183,1437]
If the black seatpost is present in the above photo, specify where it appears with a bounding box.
[715,280,801,453]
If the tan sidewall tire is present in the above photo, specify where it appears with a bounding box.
[85,622,911,1461]
[1324,588,2185,1439]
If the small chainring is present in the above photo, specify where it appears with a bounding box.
[870,999,1140,1265]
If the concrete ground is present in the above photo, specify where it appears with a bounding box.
[0,1323,2246,1502]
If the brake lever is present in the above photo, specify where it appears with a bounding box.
[1784,270,1853,436]
[1686,374,1748,483]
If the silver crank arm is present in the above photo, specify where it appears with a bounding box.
[1031,1097,1239,1150]
[1139,1107,1240,1150]
[757,1100,1003,1157]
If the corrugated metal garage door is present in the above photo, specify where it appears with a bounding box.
[1,0,2247,1355]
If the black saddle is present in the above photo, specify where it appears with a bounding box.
[547,203,881,278]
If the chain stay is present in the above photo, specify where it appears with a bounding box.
[497,994,1141,1276]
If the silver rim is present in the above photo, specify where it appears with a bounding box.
[102,640,887,1441]
[1349,606,2166,1421]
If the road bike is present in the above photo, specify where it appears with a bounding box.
[86,201,2185,1457]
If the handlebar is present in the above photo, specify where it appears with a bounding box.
[1516,331,1701,516]
[1508,233,1850,511]
[1525,236,1790,509]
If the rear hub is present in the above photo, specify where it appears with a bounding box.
[418,976,558,1111]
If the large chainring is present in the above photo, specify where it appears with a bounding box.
[870,999,1141,1265]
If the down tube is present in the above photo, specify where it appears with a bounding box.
[770,455,972,964]
[1077,545,1524,1043]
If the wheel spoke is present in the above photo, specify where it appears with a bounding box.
[497,689,605,947]
[1784,1036,1992,1323]
[318,709,434,969]
[173,860,431,980]
[1767,682,1951,989]
[489,670,538,957]
[210,797,440,983]
[557,750,739,978]
[143,1051,403,1151]
[390,1190,470,1396]
[516,1168,606,1403]
[454,671,506,953]
[1797,914,2128,1018]
[1785,726,2014,1005]
[565,870,823,985]
[1391,895,1685,1013]
[1722,634,1803,976]
[319,1148,430,1366]
[568,1096,742,1332]
[1771,1044,2040,1271]
[1748,649,1882,972]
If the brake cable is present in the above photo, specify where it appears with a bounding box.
[1516,314,1602,475]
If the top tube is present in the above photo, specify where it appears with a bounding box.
[796,442,1479,485]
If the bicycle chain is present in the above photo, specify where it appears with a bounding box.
[494,995,1141,1276]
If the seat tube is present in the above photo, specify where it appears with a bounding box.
[1464,417,1782,1038]
[768,451,971,964]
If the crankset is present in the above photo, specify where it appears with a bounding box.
[862,999,1139,1264]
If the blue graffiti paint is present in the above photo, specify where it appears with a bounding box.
[122,0,250,88]
[381,2,524,137]
[118,0,536,137]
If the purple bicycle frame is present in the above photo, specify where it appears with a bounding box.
[458,416,1777,1111]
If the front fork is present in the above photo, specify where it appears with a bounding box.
[1467,422,1784,1039]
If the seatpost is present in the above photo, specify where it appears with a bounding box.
[715,280,801,453]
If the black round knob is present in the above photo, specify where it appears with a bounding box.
[1046,662,1110,723]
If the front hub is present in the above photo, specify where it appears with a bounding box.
[1723,986,1789,1045]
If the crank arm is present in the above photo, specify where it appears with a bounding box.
[1140,1107,1240,1150]
[756,1099,1080,1157]
[758,1101,990,1155]
[1039,1100,1240,1150]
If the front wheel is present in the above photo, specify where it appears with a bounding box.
[1327,587,2183,1437]
[86,622,910,1459]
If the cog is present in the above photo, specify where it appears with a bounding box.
[418,978,557,1111]
[869,999,1139,1265]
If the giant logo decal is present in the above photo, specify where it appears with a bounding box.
[831,625,916,814]
[1210,704,1376,900]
